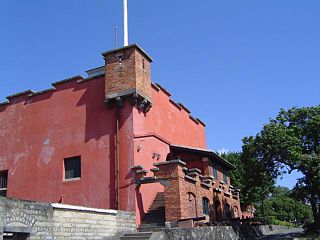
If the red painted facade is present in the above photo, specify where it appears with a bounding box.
[0,44,248,227]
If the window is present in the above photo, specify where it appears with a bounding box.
[223,169,228,184]
[202,197,210,215]
[213,167,218,179]
[210,161,218,179]
[64,156,81,180]
[0,170,8,197]
[224,203,231,219]
[142,58,145,70]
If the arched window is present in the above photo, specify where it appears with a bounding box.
[202,197,209,215]
[215,200,222,221]
[186,192,197,218]
[224,203,231,219]
[233,206,239,218]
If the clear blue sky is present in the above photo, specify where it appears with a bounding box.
[1,1,319,188]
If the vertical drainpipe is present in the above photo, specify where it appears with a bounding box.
[116,105,120,210]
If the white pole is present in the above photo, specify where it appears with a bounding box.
[123,0,128,46]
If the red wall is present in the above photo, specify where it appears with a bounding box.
[0,77,117,209]
[0,74,209,226]
[131,86,207,224]
[133,85,207,149]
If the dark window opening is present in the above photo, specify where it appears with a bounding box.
[64,156,81,180]
[142,58,145,70]
[213,167,218,179]
[118,55,122,64]
[223,169,228,184]
[0,170,8,197]
[224,203,231,219]
[202,197,210,215]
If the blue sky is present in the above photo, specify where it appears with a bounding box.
[1,1,319,188]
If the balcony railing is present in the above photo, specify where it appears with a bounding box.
[0,177,7,189]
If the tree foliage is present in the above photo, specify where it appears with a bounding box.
[263,186,313,226]
[223,152,274,207]
[242,106,320,226]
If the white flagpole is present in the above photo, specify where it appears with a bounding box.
[123,0,129,46]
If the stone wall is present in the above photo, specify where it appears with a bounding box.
[0,197,136,240]
[157,224,287,240]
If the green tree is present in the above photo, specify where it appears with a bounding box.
[242,106,320,227]
[263,186,313,225]
[223,152,274,208]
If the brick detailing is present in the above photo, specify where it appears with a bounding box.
[103,45,152,101]
[153,159,242,225]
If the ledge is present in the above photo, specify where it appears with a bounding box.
[155,83,171,97]
[224,192,232,197]
[201,175,214,180]
[0,101,9,106]
[196,118,206,127]
[77,74,105,83]
[136,170,148,174]
[184,175,197,183]
[189,115,199,125]
[51,203,118,215]
[51,75,83,87]
[153,159,186,167]
[178,103,191,113]
[102,44,153,62]
[137,176,158,185]
[29,88,55,97]
[188,168,202,174]
[6,90,34,100]
[150,167,159,172]
[169,99,182,110]
[187,172,199,177]
[151,82,161,92]
[201,182,212,189]
[130,165,144,170]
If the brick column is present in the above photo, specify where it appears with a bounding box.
[202,157,211,176]
[153,159,186,225]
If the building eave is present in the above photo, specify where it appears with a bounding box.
[170,144,235,169]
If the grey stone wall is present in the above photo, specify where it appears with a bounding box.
[0,197,136,240]
[161,224,285,240]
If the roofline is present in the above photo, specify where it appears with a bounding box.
[170,144,235,169]
[101,44,153,62]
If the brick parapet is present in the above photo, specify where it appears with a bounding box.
[153,160,243,224]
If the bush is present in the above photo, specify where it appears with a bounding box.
[268,218,296,228]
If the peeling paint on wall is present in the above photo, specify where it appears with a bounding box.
[38,145,56,165]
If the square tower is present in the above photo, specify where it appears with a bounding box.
[102,44,153,111]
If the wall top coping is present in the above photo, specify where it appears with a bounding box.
[51,203,118,215]
[153,159,186,167]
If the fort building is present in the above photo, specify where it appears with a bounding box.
[0,44,253,237]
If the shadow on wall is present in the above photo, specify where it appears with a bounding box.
[75,78,134,209]
[74,79,112,143]
[136,188,144,221]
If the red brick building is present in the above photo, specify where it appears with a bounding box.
[0,44,248,228]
